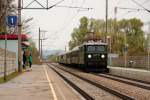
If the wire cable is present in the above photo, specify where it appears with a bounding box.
[131,0,150,13]
[142,0,150,5]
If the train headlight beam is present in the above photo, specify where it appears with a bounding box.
[88,54,92,58]
[101,54,105,58]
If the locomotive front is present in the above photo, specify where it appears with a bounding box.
[84,43,108,72]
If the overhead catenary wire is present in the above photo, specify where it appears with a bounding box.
[45,0,88,51]
[115,6,145,18]
[131,0,150,13]
[142,0,150,5]
[54,0,90,34]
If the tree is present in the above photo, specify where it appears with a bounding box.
[69,16,89,50]
[118,18,145,55]
[69,17,146,56]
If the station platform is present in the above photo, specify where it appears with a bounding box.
[108,66,150,83]
[0,64,81,100]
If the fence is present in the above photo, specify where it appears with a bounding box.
[110,56,150,70]
[0,48,17,77]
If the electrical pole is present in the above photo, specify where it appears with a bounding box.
[18,0,22,72]
[39,27,41,59]
[148,22,150,70]
[19,0,93,65]
[4,31,7,81]
[114,7,117,37]
[124,32,127,67]
[4,0,7,81]
[105,0,108,43]
[39,30,47,61]
[41,39,42,60]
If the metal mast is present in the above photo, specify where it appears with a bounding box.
[18,0,22,72]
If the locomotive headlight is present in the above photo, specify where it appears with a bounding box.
[101,54,105,58]
[88,54,92,58]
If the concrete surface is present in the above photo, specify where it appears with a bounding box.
[108,66,150,82]
[0,64,82,100]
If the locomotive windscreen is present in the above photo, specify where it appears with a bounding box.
[87,45,106,52]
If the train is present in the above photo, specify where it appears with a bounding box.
[57,41,109,72]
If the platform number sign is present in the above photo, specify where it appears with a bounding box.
[7,16,17,27]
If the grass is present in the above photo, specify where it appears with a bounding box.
[0,71,21,84]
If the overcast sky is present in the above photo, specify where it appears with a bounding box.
[15,0,150,51]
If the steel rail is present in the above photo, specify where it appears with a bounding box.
[51,63,134,100]
[96,74,150,90]
[106,73,150,85]
[47,63,94,100]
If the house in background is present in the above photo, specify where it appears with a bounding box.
[0,34,30,67]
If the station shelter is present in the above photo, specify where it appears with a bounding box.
[0,34,30,67]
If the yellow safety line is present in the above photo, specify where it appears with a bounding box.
[44,65,58,100]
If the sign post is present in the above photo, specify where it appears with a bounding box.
[4,15,17,81]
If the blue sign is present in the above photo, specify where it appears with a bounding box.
[7,16,17,27]
[124,47,128,52]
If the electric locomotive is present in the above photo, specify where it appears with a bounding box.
[57,41,109,72]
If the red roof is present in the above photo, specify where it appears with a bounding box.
[0,34,29,41]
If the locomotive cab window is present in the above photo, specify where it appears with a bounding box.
[87,45,106,52]
[87,46,95,52]
[97,46,105,52]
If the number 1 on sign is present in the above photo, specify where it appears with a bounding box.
[11,18,14,24]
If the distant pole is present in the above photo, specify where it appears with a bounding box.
[148,48,149,70]
[41,39,42,60]
[18,0,22,72]
[39,27,41,59]
[148,22,150,70]
[105,0,108,43]
[65,46,66,52]
[4,34,7,81]
[124,32,127,67]
[4,0,7,81]
[114,7,118,37]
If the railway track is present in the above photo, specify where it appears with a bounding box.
[50,66,94,100]
[105,73,150,84]
[96,73,150,90]
[48,63,134,100]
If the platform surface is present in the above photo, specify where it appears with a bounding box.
[0,64,81,100]
[108,66,150,82]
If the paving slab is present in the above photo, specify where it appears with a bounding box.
[0,64,83,100]
[0,65,53,100]
[45,64,82,100]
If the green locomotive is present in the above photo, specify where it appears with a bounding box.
[57,42,109,72]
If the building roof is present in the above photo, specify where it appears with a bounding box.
[0,34,29,41]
